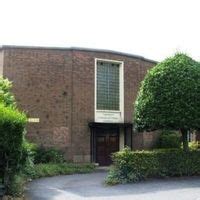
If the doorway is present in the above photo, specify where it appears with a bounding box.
[96,128,119,166]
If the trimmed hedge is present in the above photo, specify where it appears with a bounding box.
[0,104,27,194]
[106,148,200,185]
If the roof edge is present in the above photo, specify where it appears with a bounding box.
[1,45,158,64]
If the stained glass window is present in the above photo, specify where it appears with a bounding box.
[96,61,120,110]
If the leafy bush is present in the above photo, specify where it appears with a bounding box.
[106,148,200,185]
[189,141,200,150]
[34,146,65,164]
[0,104,27,193]
[21,139,37,165]
[20,140,37,179]
[157,130,181,148]
[7,174,26,197]
[0,77,16,107]
[0,77,28,197]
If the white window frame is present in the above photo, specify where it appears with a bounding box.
[94,58,124,123]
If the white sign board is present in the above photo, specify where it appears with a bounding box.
[28,118,40,123]
[95,111,123,123]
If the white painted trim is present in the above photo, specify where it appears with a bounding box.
[94,58,124,123]
[95,110,121,113]
[119,127,125,150]
[120,60,124,122]
[94,58,97,118]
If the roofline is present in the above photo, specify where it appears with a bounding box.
[0,45,157,64]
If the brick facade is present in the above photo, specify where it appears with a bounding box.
[0,46,157,162]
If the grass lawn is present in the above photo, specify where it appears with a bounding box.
[27,162,96,179]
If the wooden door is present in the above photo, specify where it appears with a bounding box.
[96,129,119,166]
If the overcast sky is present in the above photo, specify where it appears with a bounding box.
[0,0,199,61]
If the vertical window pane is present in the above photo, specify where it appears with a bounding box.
[97,61,120,110]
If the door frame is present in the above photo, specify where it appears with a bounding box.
[95,128,119,166]
[89,122,133,164]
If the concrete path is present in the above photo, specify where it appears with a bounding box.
[25,172,200,200]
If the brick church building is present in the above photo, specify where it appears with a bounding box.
[0,45,159,165]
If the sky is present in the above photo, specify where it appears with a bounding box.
[0,0,199,61]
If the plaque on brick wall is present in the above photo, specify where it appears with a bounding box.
[28,118,40,123]
[95,111,123,123]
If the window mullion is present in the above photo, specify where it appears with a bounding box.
[107,64,110,109]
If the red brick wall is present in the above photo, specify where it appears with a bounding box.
[2,47,156,162]
[3,48,74,160]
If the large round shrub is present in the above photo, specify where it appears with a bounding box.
[134,53,200,151]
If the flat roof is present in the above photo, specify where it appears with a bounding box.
[0,45,157,64]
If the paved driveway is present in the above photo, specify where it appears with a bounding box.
[25,172,200,200]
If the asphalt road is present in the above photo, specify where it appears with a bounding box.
[25,172,200,200]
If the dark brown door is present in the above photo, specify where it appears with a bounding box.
[96,129,119,166]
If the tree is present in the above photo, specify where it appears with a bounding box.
[0,77,16,107]
[134,53,200,151]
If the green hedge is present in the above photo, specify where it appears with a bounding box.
[0,103,27,193]
[106,148,200,185]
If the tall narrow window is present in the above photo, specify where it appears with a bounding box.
[96,61,120,110]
